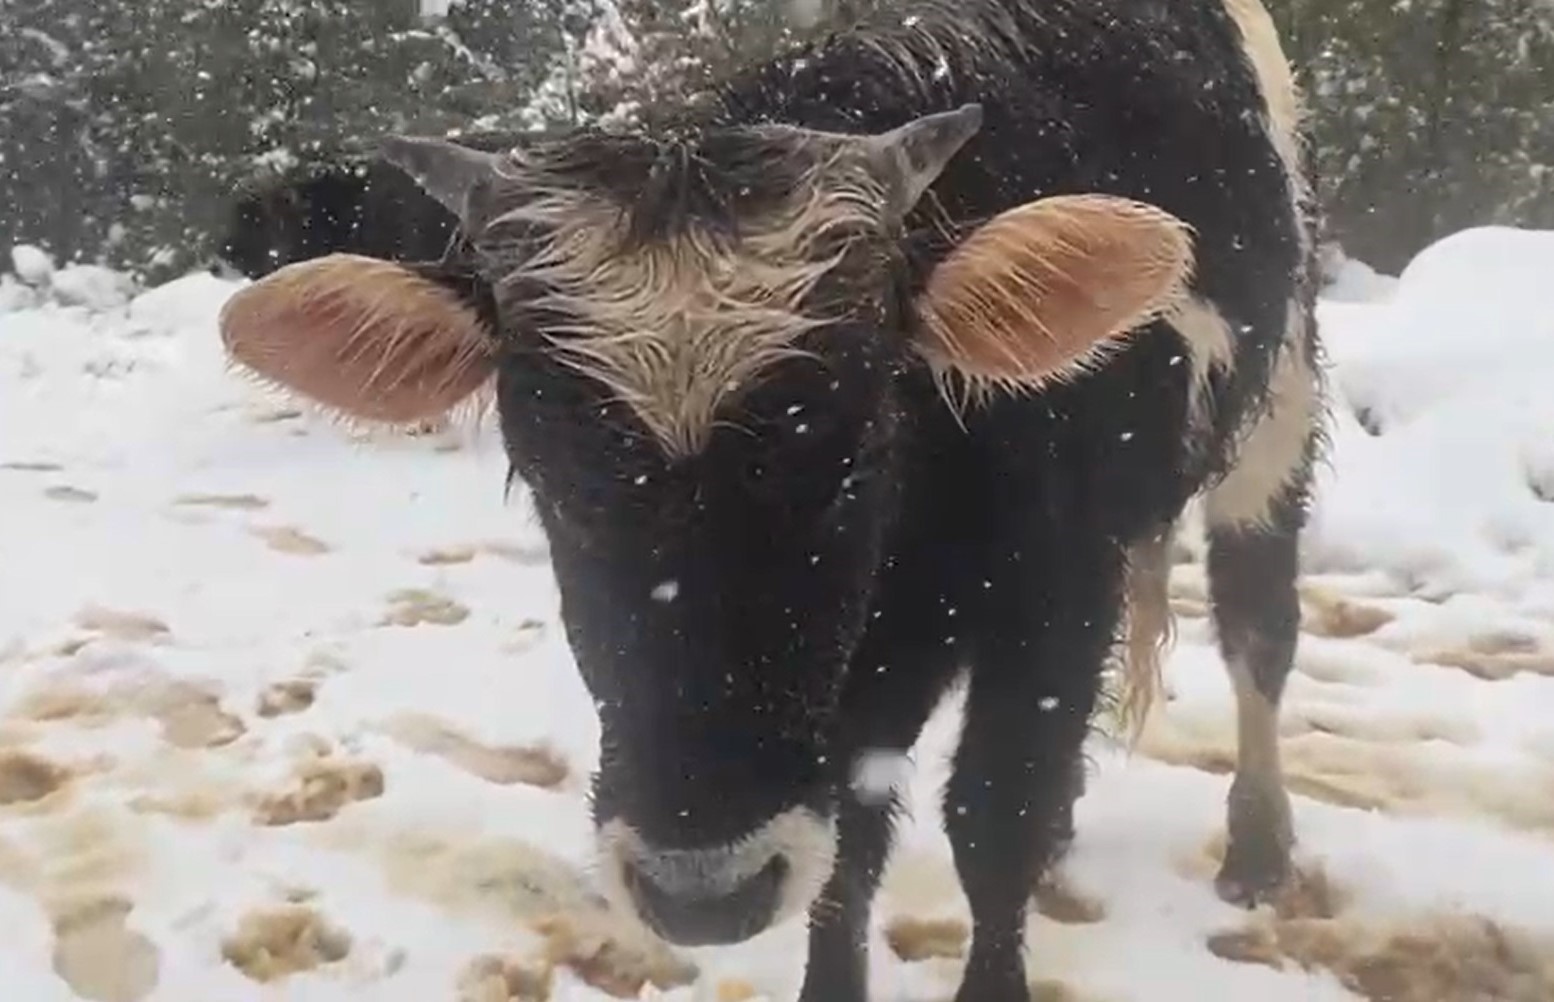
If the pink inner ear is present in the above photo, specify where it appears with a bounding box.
[218,254,495,425]
[914,195,1194,393]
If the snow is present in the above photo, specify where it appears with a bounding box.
[850,750,912,806]
[3,228,1554,1001]
[10,244,56,286]
[49,265,139,312]
[1305,226,1554,604]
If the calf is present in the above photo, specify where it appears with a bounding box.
[216,0,1324,997]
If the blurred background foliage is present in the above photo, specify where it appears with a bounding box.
[3,0,1551,282]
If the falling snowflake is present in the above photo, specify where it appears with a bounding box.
[651,580,680,603]
[851,749,912,805]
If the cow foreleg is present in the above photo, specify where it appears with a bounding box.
[944,548,1121,1001]
[799,595,964,1002]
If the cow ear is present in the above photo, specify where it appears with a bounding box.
[218,254,498,426]
[911,194,1194,399]
[861,104,984,217]
[378,135,512,230]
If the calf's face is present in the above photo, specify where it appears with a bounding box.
[216,105,1196,945]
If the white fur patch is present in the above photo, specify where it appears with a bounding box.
[1204,302,1320,530]
[1227,655,1285,786]
[1166,295,1238,432]
[595,805,837,932]
[486,153,883,458]
[1220,0,1312,254]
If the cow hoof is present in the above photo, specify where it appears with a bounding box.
[1213,839,1290,908]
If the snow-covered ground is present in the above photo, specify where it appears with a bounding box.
[2,228,1553,1002]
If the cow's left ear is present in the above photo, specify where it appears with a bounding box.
[860,103,984,218]
[911,194,1195,398]
[378,135,514,231]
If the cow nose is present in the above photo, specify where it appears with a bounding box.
[621,850,789,946]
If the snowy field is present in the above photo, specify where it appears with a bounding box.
[2,227,1554,1002]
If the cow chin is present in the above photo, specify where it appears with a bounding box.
[596,806,838,947]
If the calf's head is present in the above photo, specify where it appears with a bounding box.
[217,105,1194,946]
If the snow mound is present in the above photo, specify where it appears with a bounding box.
[0,274,40,314]
[1306,226,1554,603]
[3,246,142,314]
[50,264,139,311]
[1318,246,1400,304]
[10,243,56,286]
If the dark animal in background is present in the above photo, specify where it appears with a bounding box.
[215,0,1325,998]
[213,130,527,280]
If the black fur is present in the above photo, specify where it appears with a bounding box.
[230,0,1320,997]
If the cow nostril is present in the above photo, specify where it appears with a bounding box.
[622,853,789,947]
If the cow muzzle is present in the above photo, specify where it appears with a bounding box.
[597,806,837,946]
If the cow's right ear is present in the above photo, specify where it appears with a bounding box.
[218,253,498,425]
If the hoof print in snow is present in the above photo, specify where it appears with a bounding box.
[1169,596,1209,619]
[483,541,551,565]
[419,545,478,566]
[172,492,270,510]
[1415,630,1554,681]
[254,758,384,826]
[715,979,761,1002]
[0,749,70,805]
[1208,908,1554,1002]
[1352,405,1384,437]
[1032,875,1106,925]
[416,541,551,567]
[50,896,161,1002]
[10,675,243,750]
[247,406,303,424]
[382,713,569,789]
[1299,587,1395,639]
[45,485,99,503]
[884,915,969,961]
[380,589,470,627]
[1207,926,1284,968]
[1,460,64,472]
[73,606,171,643]
[534,915,698,999]
[140,682,246,749]
[458,953,553,1002]
[501,619,549,654]
[1030,982,1089,1002]
[251,525,331,556]
[221,905,352,983]
[256,679,318,718]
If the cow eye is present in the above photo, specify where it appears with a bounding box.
[741,419,854,510]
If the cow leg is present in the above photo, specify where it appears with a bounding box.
[945,546,1122,1001]
[1203,334,1322,906]
[799,604,963,1002]
[797,786,903,1002]
[1204,478,1310,905]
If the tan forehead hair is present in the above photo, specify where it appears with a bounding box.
[486,159,885,457]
